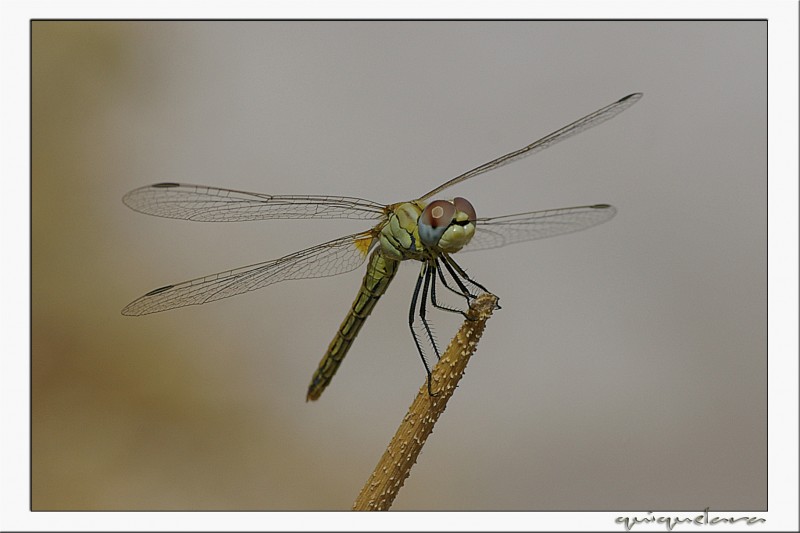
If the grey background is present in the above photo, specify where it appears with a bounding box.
[32,21,765,510]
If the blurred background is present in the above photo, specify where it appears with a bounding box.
[32,21,765,510]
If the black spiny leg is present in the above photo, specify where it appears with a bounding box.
[419,263,441,361]
[435,257,472,306]
[442,254,500,310]
[429,259,468,317]
[409,265,436,396]
[439,254,479,301]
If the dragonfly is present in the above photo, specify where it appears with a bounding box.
[122,92,642,401]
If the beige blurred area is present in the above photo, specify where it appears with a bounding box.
[32,21,765,511]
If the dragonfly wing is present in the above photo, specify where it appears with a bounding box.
[418,93,641,201]
[463,204,617,252]
[122,231,377,315]
[123,183,386,221]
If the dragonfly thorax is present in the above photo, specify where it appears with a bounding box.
[379,199,476,261]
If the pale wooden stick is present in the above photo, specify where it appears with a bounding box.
[352,292,499,511]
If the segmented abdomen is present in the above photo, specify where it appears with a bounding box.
[306,248,399,401]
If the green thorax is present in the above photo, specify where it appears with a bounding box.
[378,201,428,261]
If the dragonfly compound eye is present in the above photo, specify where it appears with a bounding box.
[419,200,456,247]
[453,197,476,222]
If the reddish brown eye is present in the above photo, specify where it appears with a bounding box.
[420,200,455,228]
[454,197,476,221]
[419,200,456,247]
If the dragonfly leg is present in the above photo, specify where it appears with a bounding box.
[439,255,480,301]
[442,254,501,310]
[408,266,436,397]
[430,259,469,317]
[419,264,442,361]
[435,257,471,304]
[442,254,490,293]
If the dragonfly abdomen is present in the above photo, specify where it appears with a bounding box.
[306,248,400,401]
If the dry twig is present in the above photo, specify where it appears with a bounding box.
[352,292,499,511]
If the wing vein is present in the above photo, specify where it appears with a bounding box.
[418,93,641,200]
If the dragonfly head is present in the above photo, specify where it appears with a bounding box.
[419,197,477,253]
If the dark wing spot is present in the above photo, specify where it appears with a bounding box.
[591,204,612,209]
[152,182,181,188]
[145,284,174,296]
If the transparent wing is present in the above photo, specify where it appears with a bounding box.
[418,93,642,201]
[463,204,617,252]
[123,183,387,221]
[122,231,377,315]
